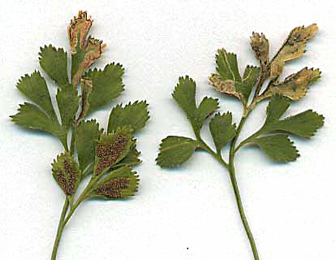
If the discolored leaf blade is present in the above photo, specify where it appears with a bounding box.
[156,136,198,168]
[210,48,245,103]
[209,73,244,101]
[90,166,139,199]
[16,71,56,120]
[108,101,149,134]
[68,11,107,86]
[56,87,80,129]
[71,36,106,87]
[68,10,92,53]
[75,120,101,172]
[250,32,269,66]
[270,24,318,81]
[252,135,299,162]
[39,45,69,88]
[209,112,237,153]
[266,68,321,100]
[210,49,259,104]
[83,63,125,115]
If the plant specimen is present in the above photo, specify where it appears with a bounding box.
[156,24,324,259]
[11,11,149,260]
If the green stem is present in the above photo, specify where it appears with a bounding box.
[63,176,100,226]
[50,175,98,259]
[51,198,69,260]
[228,113,260,260]
[234,131,260,154]
[228,161,260,260]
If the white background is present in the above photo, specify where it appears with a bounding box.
[0,1,335,259]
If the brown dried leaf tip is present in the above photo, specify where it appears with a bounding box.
[250,32,269,66]
[69,11,107,86]
[52,152,81,196]
[94,130,133,175]
[270,24,318,81]
[68,10,93,53]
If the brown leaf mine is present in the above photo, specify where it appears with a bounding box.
[250,32,269,66]
[209,73,244,100]
[72,37,106,87]
[266,67,321,100]
[68,10,93,54]
[270,24,318,81]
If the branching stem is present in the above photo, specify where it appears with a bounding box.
[199,103,262,259]
[228,113,260,260]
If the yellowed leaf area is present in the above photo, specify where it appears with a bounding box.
[209,74,244,100]
[270,24,318,81]
[266,68,321,100]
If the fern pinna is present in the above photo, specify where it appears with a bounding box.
[11,11,149,260]
[156,24,324,259]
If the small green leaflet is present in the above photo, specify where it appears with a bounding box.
[264,95,290,123]
[11,102,67,148]
[39,45,69,89]
[252,135,299,162]
[209,112,237,153]
[56,87,80,130]
[240,65,260,100]
[172,76,218,136]
[108,101,150,134]
[11,102,59,134]
[197,97,219,128]
[12,71,81,148]
[89,166,139,199]
[75,120,101,172]
[216,49,241,82]
[16,71,57,120]
[172,76,197,120]
[156,136,199,168]
[261,96,324,138]
[83,63,125,115]
[243,95,324,162]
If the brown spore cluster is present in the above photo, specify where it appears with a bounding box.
[57,158,78,195]
[95,177,130,199]
[95,134,128,175]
